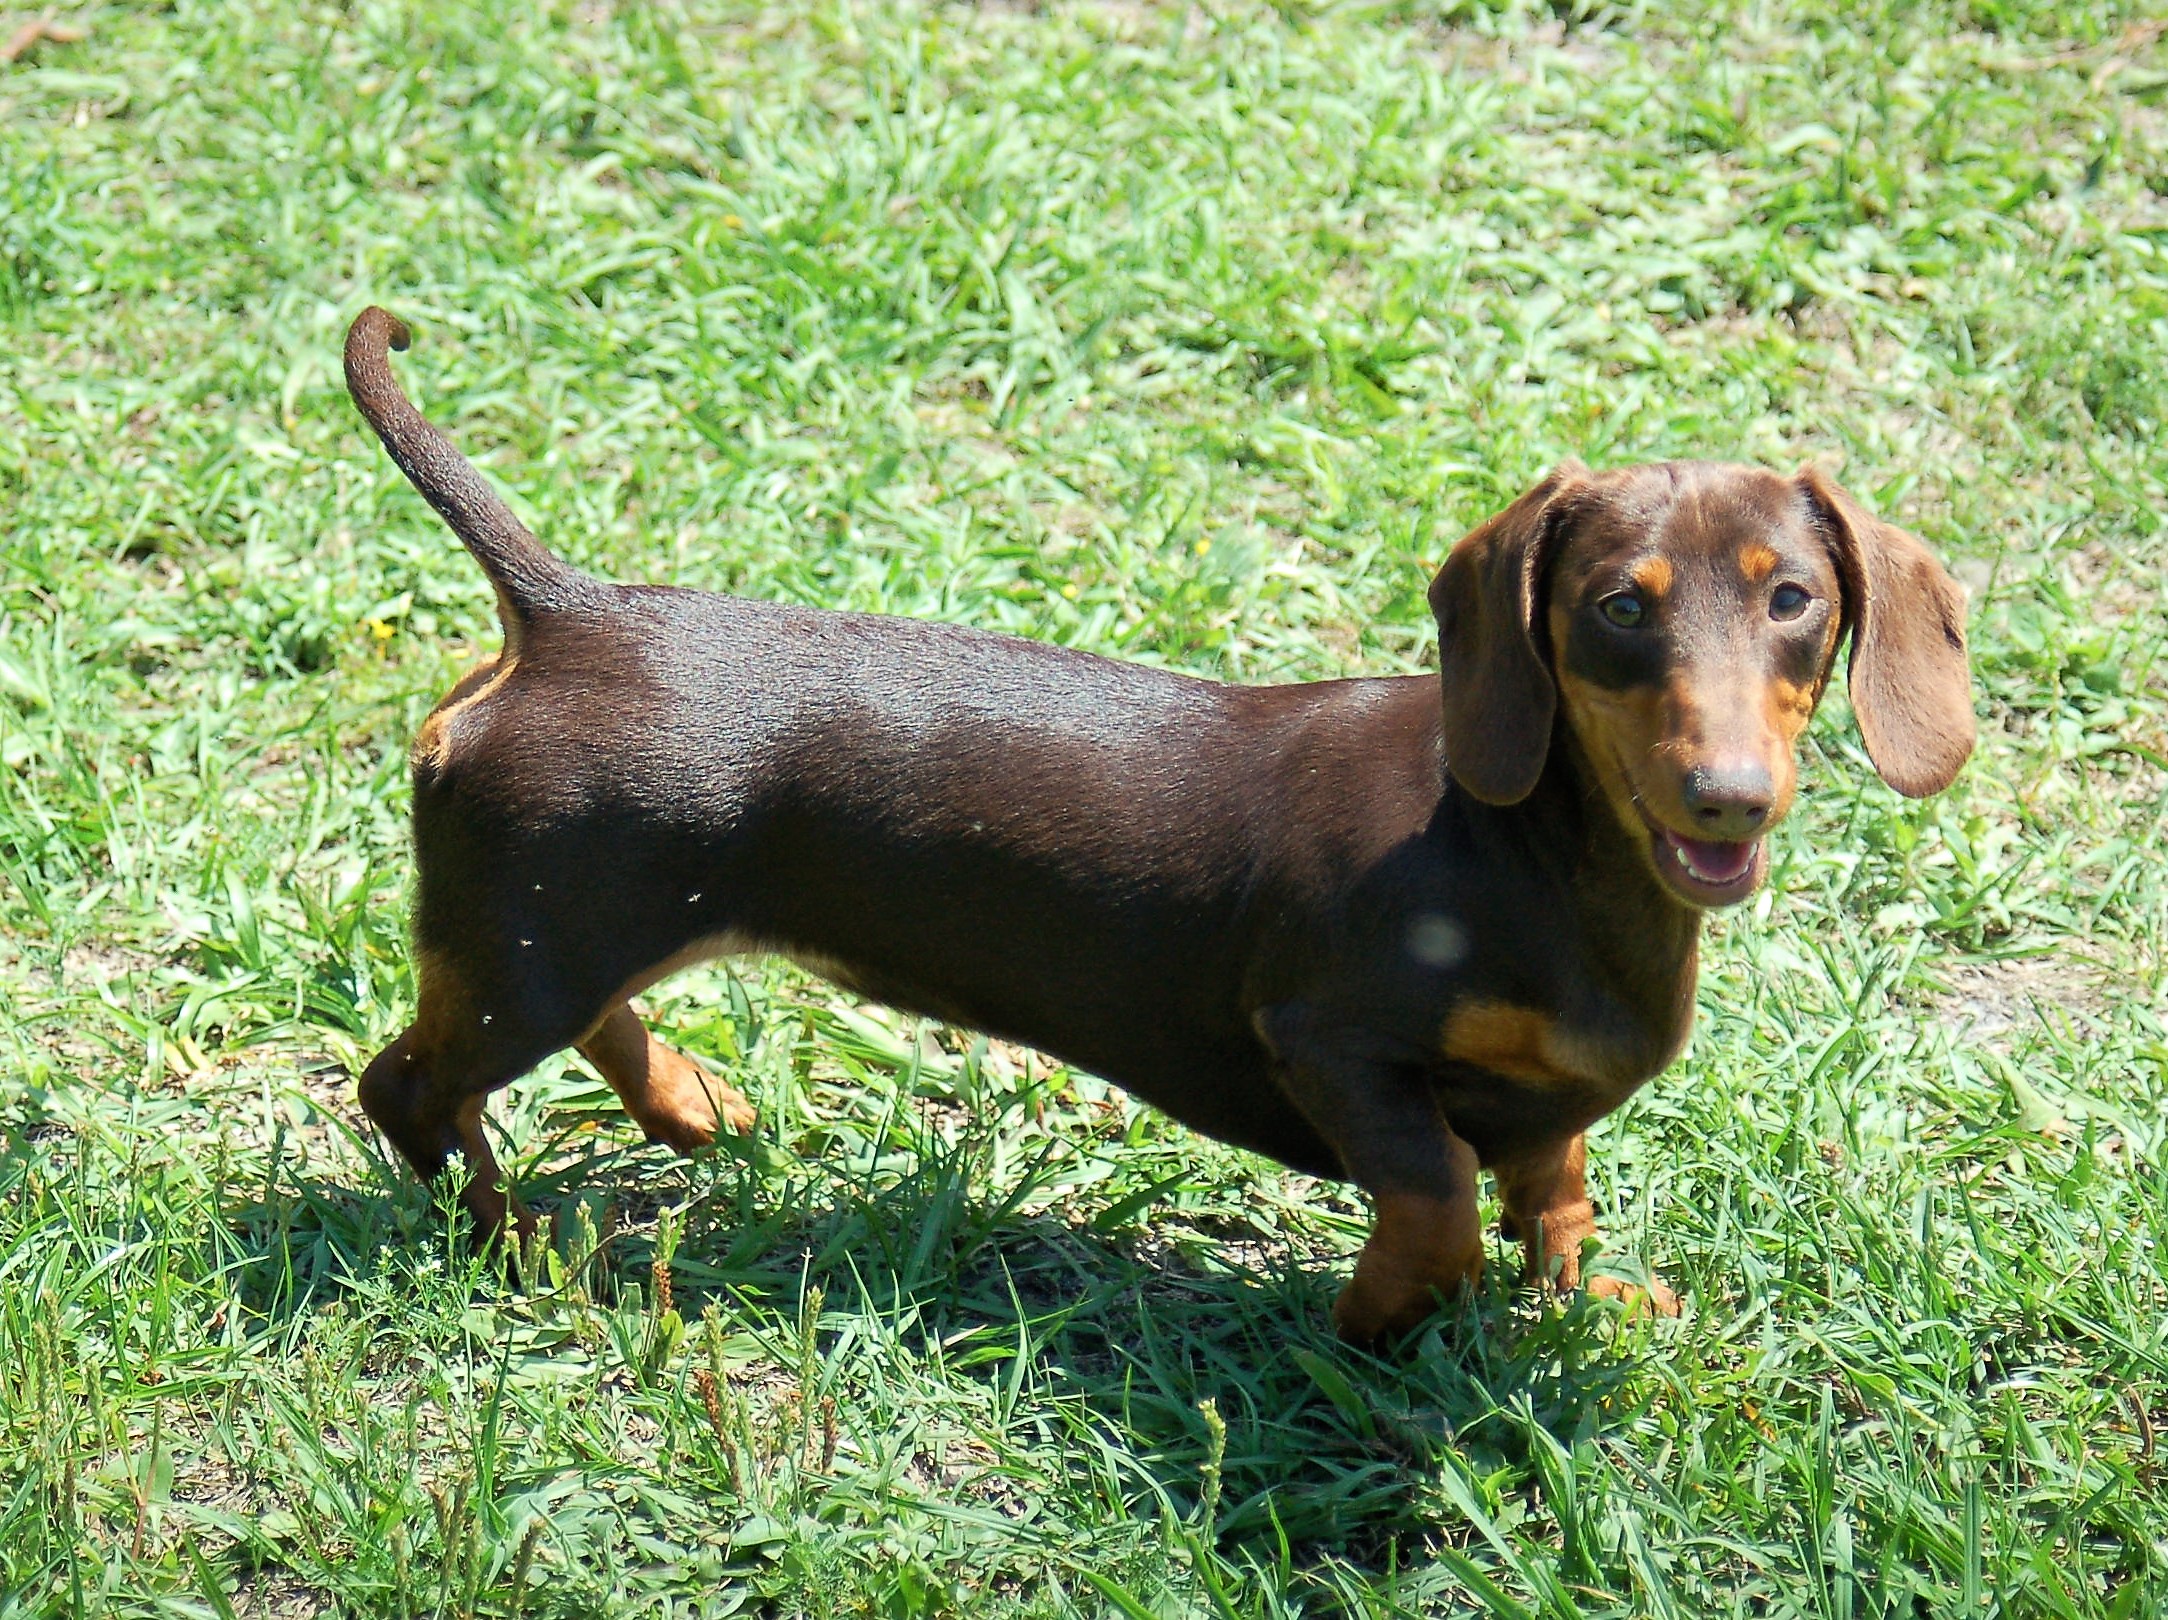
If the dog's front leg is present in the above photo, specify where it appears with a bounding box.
[1495,1134,1679,1317]
[1256,1006,1484,1346]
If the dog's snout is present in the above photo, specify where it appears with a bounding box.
[1681,762,1773,839]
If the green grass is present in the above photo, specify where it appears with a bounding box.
[3,0,2167,1613]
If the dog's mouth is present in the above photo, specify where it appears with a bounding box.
[1645,822,1766,907]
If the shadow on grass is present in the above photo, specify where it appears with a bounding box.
[227,1120,1662,1567]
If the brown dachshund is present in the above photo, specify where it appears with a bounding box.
[344,307,1974,1343]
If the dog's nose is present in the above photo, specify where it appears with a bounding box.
[1682,762,1773,840]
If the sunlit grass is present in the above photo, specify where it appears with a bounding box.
[2,0,2165,1613]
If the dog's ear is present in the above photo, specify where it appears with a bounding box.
[1797,466,1975,798]
[1429,461,1588,805]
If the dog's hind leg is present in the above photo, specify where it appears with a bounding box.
[575,1003,756,1154]
[358,956,553,1243]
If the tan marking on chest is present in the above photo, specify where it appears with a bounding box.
[1441,1000,1646,1092]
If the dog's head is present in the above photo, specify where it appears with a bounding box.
[1428,460,1974,908]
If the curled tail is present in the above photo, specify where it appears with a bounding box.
[344,307,590,630]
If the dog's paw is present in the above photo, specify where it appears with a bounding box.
[635,1046,756,1153]
[1331,1262,1480,1347]
[1584,1270,1680,1318]
[1332,1279,1435,1347]
[714,1086,758,1137]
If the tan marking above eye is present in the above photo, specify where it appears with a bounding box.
[1739,543,1781,582]
[1631,556,1675,597]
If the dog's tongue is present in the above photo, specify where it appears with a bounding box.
[1667,833,1757,885]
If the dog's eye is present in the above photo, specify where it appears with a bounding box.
[1599,592,1647,629]
[1770,583,1812,621]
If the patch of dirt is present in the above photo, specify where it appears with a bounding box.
[6,937,163,995]
[231,1572,328,1620]
[1932,953,2116,1047]
[1420,18,1631,84]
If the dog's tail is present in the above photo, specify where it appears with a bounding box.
[344,307,590,630]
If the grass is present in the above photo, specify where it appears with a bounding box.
[2,0,2167,1612]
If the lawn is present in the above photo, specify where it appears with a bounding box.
[3,0,2167,1613]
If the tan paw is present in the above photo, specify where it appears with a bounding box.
[1333,1275,1446,1347]
[1331,1255,1482,1346]
[635,1047,756,1154]
[1584,1270,1681,1318]
[714,1086,758,1137]
[1333,1190,1486,1346]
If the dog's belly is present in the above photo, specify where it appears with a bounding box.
[789,950,1345,1182]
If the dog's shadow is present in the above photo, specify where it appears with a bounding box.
[245,1125,1666,1556]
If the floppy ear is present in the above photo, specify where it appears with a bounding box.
[1797,467,1975,798]
[1428,461,1588,805]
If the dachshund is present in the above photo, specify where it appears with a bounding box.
[344,307,1973,1341]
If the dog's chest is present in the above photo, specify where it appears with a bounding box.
[1437,993,1687,1107]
